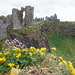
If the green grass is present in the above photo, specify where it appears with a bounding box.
[47,34,75,67]
[33,21,41,24]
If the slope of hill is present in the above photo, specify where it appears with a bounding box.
[47,35,75,67]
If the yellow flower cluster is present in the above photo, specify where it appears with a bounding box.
[5,52,11,55]
[29,47,46,56]
[0,52,2,55]
[59,57,75,75]
[51,47,56,50]
[16,53,21,58]
[29,52,33,56]
[23,48,28,52]
[8,63,15,68]
[0,57,6,62]
[49,54,57,60]
[13,46,20,51]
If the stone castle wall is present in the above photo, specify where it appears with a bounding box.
[45,13,60,22]
[0,6,34,41]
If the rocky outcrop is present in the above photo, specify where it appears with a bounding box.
[40,22,75,37]
[7,26,51,52]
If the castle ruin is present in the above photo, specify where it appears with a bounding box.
[0,6,60,41]
[45,13,60,22]
[0,6,34,41]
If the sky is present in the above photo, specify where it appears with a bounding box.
[0,0,75,21]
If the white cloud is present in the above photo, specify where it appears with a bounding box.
[0,0,75,21]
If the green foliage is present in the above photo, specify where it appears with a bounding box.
[0,40,46,73]
[33,21,41,24]
[47,34,75,68]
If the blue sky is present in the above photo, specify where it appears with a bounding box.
[0,0,75,21]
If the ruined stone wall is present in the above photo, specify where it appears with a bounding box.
[6,15,12,26]
[24,6,34,27]
[45,14,60,22]
[12,8,22,29]
[0,6,34,41]
[0,19,7,41]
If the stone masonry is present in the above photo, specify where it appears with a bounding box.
[24,6,34,27]
[12,8,22,29]
[45,13,60,22]
[6,15,12,26]
[0,6,34,41]
[0,19,7,41]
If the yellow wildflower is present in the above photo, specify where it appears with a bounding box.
[30,46,35,49]
[16,53,21,58]
[72,69,75,75]
[25,49,28,51]
[59,62,63,66]
[59,57,63,60]
[0,58,3,61]
[33,51,36,54]
[2,57,6,61]
[10,72,15,75]
[16,48,20,51]
[29,52,33,56]
[23,49,25,52]
[13,46,16,48]
[25,48,28,51]
[0,57,6,62]
[13,49,17,51]
[5,52,10,55]
[51,47,56,50]
[41,47,46,51]
[36,49,39,52]
[62,60,67,66]
[0,52,2,55]
[69,64,73,68]
[5,48,7,50]
[8,63,15,68]
[39,50,42,52]
[16,64,19,69]
[34,48,37,50]
[41,52,44,56]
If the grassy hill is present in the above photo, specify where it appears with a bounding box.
[47,34,75,67]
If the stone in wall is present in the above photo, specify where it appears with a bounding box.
[24,6,34,27]
[45,16,49,22]
[6,15,12,26]
[0,19,7,41]
[19,7,25,24]
[12,8,22,29]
